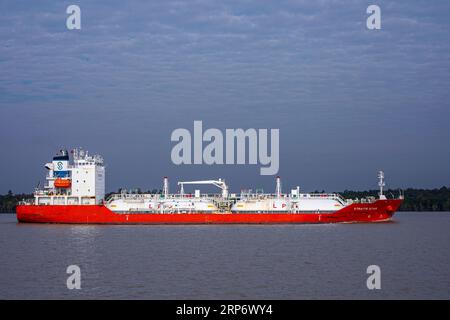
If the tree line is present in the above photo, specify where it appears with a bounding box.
[0,191,33,213]
[1,187,449,213]
[339,187,450,211]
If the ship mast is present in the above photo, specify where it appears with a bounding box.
[275,176,282,198]
[163,177,169,197]
[378,171,386,200]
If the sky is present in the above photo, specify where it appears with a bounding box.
[1,0,449,194]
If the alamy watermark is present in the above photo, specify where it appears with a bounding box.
[64,5,380,31]
[66,265,81,290]
[171,121,279,175]
[66,5,81,30]
[366,265,381,290]
[366,5,381,30]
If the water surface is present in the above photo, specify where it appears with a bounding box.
[0,212,449,299]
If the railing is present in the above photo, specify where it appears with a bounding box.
[34,189,71,197]
[238,192,348,202]
[18,199,34,205]
[351,196,377,204]
[105,191,352,206]
[105,192,224,203]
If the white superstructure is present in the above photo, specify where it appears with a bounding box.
[34,148,105,205]
[70,149,105,202]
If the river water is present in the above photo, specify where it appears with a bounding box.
[0,212,449,299]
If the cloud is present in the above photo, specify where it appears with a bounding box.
[1,0,450,192]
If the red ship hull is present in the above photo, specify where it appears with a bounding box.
[16,199,402,224]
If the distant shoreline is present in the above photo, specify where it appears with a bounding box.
[1,187,450,213]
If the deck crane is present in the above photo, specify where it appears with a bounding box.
[177,179,229,198]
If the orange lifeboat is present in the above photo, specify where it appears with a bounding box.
[54,178,71,188]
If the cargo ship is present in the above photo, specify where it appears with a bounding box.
[16,148,403,224]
